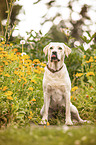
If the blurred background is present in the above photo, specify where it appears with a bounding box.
[0,0,96,78]
[0,0,96,41]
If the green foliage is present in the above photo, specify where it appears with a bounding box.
[26,30,51,61]
[71,32,96,122]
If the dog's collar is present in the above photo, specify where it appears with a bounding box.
[47,64,63,73]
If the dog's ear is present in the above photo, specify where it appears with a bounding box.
[43,44,50,56]
[63,43,71,57]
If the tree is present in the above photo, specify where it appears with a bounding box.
[0,0,22,41]
[34,0,95,42]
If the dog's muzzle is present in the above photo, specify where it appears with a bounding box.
[51,51,60,62]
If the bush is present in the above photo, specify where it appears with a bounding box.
[0,42,45,127]
[71,34,96,122]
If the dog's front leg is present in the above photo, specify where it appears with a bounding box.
[65,91,73,125]
[41,92,50,124]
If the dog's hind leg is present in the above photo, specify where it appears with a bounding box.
[70,103,85,123]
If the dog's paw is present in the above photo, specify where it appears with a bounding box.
[65,121,73,126]
[79,119,91,124]
[40,117,48,125]
[40,120,46,125]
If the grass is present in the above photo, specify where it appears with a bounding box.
[0,124,96,145]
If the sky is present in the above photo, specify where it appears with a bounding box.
[13,0,96,39]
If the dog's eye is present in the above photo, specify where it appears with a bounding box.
[50,47,53,50]
[58,47,62,50]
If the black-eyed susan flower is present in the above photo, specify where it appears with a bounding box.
[71,86,78,92]
[28,116,32,119]
[34,69,41,74]
[86,72,95,76]
[75,73,83,77]
[40,63,46,67]
[31,98,36,102]
[89,57,94,62]
[28,87,33,91]
[7,96,13,100]
[30,79,37,84]
[2,86,8,91]
[4,73,10,77]
[33,59,40,64]
[5,91,13,96]
[11,80,15,84]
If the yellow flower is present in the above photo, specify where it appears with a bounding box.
[30,111,33,116]
[1,41,5,45]
[5,91,13,96]
[12,48,18,52]
[3,86,8,91]
[83,55,86,59]
[86,61,90,63]
[86,72,95,76]
[39,67,45,72]
[28,116,32,119]
[26,71,31,75]
[5,61,8,65]
[4,73,10,77]
[28,87,33,91]
[47,122,50,126]
[21,55,30,60]
[19,71,24,77]
[11,80,15,84]
[18,79,21,83]
[75,73,83,77]
[71,86,78,92]
[30,79,37,84]
[44,126,46,128]
[31,98,36,102]
[33,59,40,64]
[0,68,3,72]
[19,64,23,69]
[34,69,41,74]
[40,63,46,67]
[14,71,18,75]
[22,77,27,82]
[94,56,96,59]
[0,54,3,59]
[7,96,13,100]
[0,47,4,51]
[23,82,27,87]
[70,96,72,99]
[10,43,13,46]
[89,57,94,62]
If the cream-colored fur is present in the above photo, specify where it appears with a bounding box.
[41,42,85,125]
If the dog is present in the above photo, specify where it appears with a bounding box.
[40,42,85,125]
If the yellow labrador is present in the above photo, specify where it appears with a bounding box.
[41,42,85,125]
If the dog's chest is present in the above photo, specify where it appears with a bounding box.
[47,84,66,103]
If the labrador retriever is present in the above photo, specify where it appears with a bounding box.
[40,42,85,125]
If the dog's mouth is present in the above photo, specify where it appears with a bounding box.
[51,54,60,62]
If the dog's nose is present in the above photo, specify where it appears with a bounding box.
[52,51,57,55]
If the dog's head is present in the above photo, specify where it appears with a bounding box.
[43,42,71,63]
